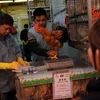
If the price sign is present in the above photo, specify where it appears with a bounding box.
[53,71,73,99]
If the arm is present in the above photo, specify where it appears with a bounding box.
[0,62,21,70]
[28,33,58,57]
[20,31,22,40]
[28,38,49,57]
[28,32,49,57]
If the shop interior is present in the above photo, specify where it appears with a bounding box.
[0,0,80,59]
[0,0,100,100]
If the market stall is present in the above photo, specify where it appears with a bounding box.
[14,0,100,100]
[15,58,100,100]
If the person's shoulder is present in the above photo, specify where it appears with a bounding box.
[20,29,24,33]
[21,29,28,33]
[29,26,34,30]
[28,27,34,32]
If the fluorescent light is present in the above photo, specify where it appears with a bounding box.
[15,0,27,2]
[0,0,27,3]
[0,1,13,3]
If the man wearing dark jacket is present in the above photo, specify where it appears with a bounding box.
[20,24,31,61]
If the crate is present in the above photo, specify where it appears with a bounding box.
[15,59,100,100]
[15,66,100,100]
[15,78,53,100]
[15,76,91,100]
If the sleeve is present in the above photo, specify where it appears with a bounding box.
[56,26,70,43]
[20,31,22,40]
[28,32,49,57]
[11,35,22,59]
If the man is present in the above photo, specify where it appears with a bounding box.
[28,7,69,61]
[20,24,31,61]
[0,12,29,100]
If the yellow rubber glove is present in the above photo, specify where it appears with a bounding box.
[17,57,30,66]
[0,61,21,70]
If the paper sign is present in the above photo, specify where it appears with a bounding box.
[53,71,73,99]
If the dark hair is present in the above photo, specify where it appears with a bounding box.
[33,8,47,20]
[88,18,100,68]
[24,24,28,28]
[0,12,14,26]
[89,18,100,50]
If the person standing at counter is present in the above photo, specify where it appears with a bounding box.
[81,18,100,100]
[28,7,69,61]
[0,13,29,100]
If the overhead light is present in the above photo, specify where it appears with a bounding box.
[0,0,13,3]
[15,0,27,2]
[0,0,27,3]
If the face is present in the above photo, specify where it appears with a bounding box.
[34,15,47,28]
[0,24,12,37]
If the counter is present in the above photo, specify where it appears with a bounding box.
[15,59,100,100]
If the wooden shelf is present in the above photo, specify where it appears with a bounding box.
[68,40,89,51]
[68,11,87,18]
[29,6,50,9]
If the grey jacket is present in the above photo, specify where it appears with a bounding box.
[0,34,22,93]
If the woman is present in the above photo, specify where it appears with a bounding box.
[82,18,100,100]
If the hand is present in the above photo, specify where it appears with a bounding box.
[52,30,63,40]
[9,61,21,70]
[17,57,30,66]
[47,50,58,57]
[20,61,30,66]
